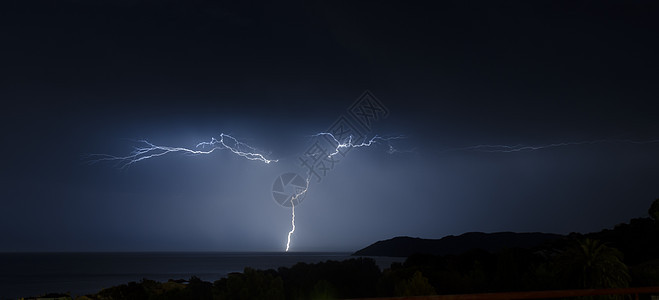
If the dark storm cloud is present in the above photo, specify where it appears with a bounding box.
[1,0,658,251]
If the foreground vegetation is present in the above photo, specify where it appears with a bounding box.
[29,199,659,300]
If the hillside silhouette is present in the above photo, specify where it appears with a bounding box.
[30,199,659,299]
[353,232,563,257]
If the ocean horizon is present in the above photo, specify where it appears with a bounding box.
[0,251,404,299]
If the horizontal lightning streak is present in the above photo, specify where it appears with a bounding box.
[441,139,659,154]
[283,133,406,252]
[87,133,277,168]
[312,133,405,158]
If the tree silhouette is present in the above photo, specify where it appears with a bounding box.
[394,271,436,296]
[214,268,284,300]
[649,198,659,221]
[556,238,630,290]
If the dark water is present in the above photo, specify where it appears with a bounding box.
[0,252,404,299]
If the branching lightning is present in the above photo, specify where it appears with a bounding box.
[89,130,408,252]
[87,125,658,253]
[440,138,659,154]
[312,133,406,158]
[280,133,407,251]
[87,133,277,168]
[286,176,309,252]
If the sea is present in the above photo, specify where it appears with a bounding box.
[0,252,404,299]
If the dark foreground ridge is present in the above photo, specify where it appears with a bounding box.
[21,199,659,299]
[352,232,564,257]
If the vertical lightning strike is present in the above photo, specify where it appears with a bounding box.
[86,133,277,167]
[90,130,409,252]
[312,133,405,158]
[286,199,295,252]
[282,133,407,251]
[285,176,309,252]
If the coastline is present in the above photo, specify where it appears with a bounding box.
[1,252,403,299]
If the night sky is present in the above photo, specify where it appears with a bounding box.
[2,1,659,252]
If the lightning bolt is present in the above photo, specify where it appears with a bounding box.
[286,176,309,252]
[282,133,407,251]
[312,133,405,158]
[440,138,659,154]
[286,200,295,252]
[87,133,277,168]
[89,130,408,252]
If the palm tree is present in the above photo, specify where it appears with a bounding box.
[649,198,659,222]
[556,238,630,290]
